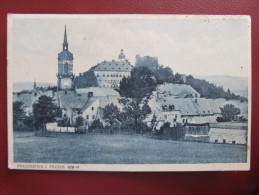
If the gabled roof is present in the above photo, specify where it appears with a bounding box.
[75,87,119,97]
[94,60,133,72]
[80,97,99,113]
[159,98,214,116]
[157,83,200,98]
[58,90,88,109]
[207,98,248,118]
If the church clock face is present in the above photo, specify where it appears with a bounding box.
[61,78,71,89]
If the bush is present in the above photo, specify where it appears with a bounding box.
[90,119,103,129]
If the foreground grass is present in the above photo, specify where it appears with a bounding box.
[13,131,247,164]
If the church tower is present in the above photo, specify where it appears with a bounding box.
[57,25,75,90]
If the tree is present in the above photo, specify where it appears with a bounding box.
[152,66,175,83]
[90,119,103,129]
[103,103,122,127]
[74,66,98,88]
[13,101,26,128]
[217,104,241,122]
[150,113,157,130]
[75,115,84,127]
[174,73,184,84]
[118,67,156,131]
[33,95,61,130]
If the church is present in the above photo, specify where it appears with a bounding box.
[57,25,75,90]
[55,26,120,126]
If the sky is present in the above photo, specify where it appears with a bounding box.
[8,15,251,83]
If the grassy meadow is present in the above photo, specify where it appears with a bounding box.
[13,131,247,164]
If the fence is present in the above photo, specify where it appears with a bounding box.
[46,123,75,133]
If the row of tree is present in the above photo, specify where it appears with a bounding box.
[13,96,61,131]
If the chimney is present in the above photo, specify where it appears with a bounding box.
[88,92,93,98]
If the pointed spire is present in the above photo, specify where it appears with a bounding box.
[63,25,68,50]
[33,79,37,93]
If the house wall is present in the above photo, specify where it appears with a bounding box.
[82,100,99,125]
[163,110,181,127]
[94,71,131,88]
[209,128,247,145]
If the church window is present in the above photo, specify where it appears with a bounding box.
[64,62,69,73]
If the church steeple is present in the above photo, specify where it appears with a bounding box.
[63,25,68,51]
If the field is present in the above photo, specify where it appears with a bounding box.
[13,131,247,164]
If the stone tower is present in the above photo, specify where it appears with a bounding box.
[57,25,75,90]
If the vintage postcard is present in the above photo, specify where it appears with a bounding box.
[8,14,251,171]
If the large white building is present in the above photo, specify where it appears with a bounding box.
[93,49,133,88]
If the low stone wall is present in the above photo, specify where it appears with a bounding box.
[46,123,75,133]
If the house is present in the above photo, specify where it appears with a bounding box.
[209,123,247,145]
[159,98,216,124]
[157,83,200,99]
[207,98,248,119]
[93,49,133,88]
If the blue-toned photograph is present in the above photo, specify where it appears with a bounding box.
[8,15,251,171]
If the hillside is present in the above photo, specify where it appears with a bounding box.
[13,82,55,93]
[194,75,248,98]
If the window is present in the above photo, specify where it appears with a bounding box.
[103,74,105,77]
[107,74,109,77]
[96,74,99,77]
[223,139,226,144]
[232,141,236,144]
[86,115,89,119]
[195,94,197,97]
[92,115,95,119]
[164,114,167,119]
[215,139,218,143]
[183,119,185,123]
[175,114,177,118]
[64,62,68,73]
[92,107,94,111]
[174,119,176,122]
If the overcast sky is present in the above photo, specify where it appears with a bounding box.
[9,15,250,83]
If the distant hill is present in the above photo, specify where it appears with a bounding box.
[13,82,56,92]
[194,75,248,98]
